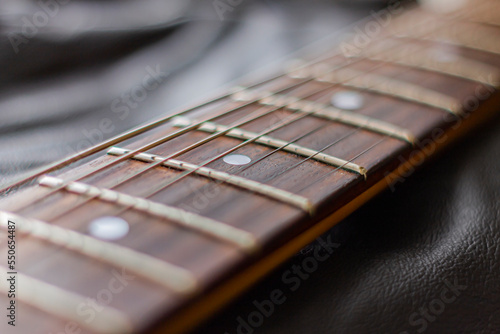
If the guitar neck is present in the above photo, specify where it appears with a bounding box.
[1,1,500,333]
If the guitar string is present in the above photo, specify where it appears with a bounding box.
[37,78,355,223]
[113,35,463,211]
[5,0,484,213]
[12,78,314,212]
[43,124,328,224]
[128,5,493,208]
[296,136,388,194]
[7,23,474,296]
[63,3,484,196]
[34,41,435,225]
[37,41,448,226]
[11,125,331,278]
[169,123,367,211]
[12,10,436,214]
[16,10,464,224]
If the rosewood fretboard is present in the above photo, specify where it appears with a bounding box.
[1,1,500,333]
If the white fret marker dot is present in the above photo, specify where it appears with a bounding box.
[431,49,458,63]
[331,91,364,110]
[223,154,251,165]
[88,216,129,240]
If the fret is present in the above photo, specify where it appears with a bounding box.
[172,117,367,177]
[0,264,133,334]
[406,28,500,59]
[461,4,500,28]
[38,176,258,252]
[107,147,315,214]
[359,41,499,86]
[231,89,416,144]
[288,65,463,116]
[0,211,197,294]
[468,17,500,28]
[391,15,500,56]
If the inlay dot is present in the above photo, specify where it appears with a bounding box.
[331,91,364,110]
[223,154,251,166]
[431,49,458,63]
[88,216,130,240]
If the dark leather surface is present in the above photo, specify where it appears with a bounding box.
[1,1,499,333]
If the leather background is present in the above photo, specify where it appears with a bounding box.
[1,1,498,333]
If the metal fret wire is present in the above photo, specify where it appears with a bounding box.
[395,2,500,56]
[4,6,476,280]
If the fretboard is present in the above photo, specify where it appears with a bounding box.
[1,1,500,333]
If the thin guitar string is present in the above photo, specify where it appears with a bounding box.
[66,4,478,201]
[125,36,474,214]
[13,6,459,224]
[18,10,457,223]
[1,3,375,195]
[16,0,476,215]
[285,0,499,194]
[7,29,368,200]
[13,24,415,215]
[45,2,491,223]
[296,136,388,194]
[41,113,328,222]
[124,40,455,208]
[8,0,482,210]
[41,42,447,227]
[40,79,347,222]
[18,125,331,276]
[170,124,367,210]
[12,77,317,212]
[12,26,472,284]
[38,48,424,224]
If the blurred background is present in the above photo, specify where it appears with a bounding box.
[0,0,388,187]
